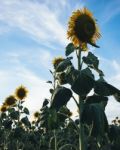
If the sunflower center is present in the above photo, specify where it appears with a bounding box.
[74,14,96,42]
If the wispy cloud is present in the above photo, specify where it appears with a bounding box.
[0,66,51,114]
[101,0,120,24]
[0,0,67,46]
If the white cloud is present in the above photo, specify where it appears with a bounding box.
[101,0,120,24]
[0,0,68,46]
[0,67,51,115]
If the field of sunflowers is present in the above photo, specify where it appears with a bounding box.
[0,8,120,150]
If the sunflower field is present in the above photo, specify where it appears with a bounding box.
[0,8,120,150]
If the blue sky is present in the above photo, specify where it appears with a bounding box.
[0,0,120,121]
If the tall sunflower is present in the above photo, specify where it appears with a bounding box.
[67,8,101,50]
[15,85,28,100]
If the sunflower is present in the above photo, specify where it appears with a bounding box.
[4,95,17,106]
[0,105,8,112]
[67,8,101,50]
[33,111,40,118]
[52,56,64,69]
[15,85,28,100]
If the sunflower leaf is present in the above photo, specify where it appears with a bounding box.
[21,116,31,127]
[50,86,72,111]
[65,43,75,56]
[81,103,108,137]
[46,81,52,84]
[56,58,72,72]
[23,107,29,115]
[94,78,120,96]
[82,52,104,76]
[71,67,95,96]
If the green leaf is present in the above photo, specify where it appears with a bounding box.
[49,89,54,94]
[42,99,49,107]
[83,52,99,68]
[85,95,108,110]
[65,43,75,56]
[21,116,31,127]
[57,72,68,85]
[23,107,29,115]
[83,52,104,76]
[81,103,108,137]
[58,106,72,122]
[113,92,120,102]
[10,111,19,120]
[85,95,108,104]
[65,65,79,85]
[56,58,72,72]
[40,106,49,128]
[72,68,95,96]
[46,81,52,84]
[50,86,72,111]
[94,78,120,96]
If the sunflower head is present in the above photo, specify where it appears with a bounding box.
[52,57,64,69]
[33,111,40,118]
[0,105,8,112]
[15,85,28,100]
[32,120,35,124]
[67,8,101,49]
[4,95,17,106]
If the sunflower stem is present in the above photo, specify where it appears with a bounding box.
[77,49,85,150]
[54,129,57,150]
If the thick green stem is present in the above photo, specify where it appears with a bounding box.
[54,129,57,150]
[77,49,85,150]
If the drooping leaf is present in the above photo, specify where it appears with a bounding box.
[46,81,52,84]
[65,43,75,56]
[56,57,72,72]
[21,116,31,127]
[42,99,49,107]
[94,78,120,96]
[49,89,54,94]
[85,95,108,103]
[57,72,68,85]
[113,92,120,102]
[72,68,95,96]
[23,107,29,115]
[81,103,108,137]
[40,106,50,129]
[83,52,104,76]
[65,65,80,85]
[58,106,72,122]
[83,52,99,68]
[50,86,72,111]
[85,95,108,109]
